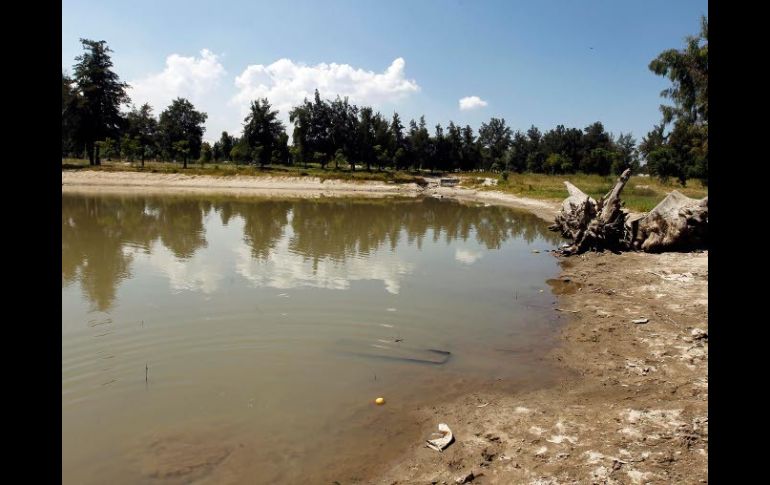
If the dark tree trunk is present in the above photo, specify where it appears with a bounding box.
[94,145,101,166]
[87,142,95,166]
[183,156,188,169]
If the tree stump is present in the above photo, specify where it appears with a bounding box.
[550,170,708,254]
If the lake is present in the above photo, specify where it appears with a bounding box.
[62,192,565,484]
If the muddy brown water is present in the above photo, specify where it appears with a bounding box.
[62,193,566,484]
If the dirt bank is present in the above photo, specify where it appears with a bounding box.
[61,170,560,221]
[374,250,708,484]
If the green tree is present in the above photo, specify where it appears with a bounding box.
[241,98,286,167]
[543,153,568,174]
[507,131,529,173]
[125,103,158,167]
[478,118,512,170]
[357,107,376,171]
[460,125,479,172]
[72,39,130,165]
[120,134,141,163]
[579,122,612,173]
[445,122,463,172]
[95,137,119,161]
[390,112,405,166]
[158,98,207,168]
[218,131,235,161]
[648,15,708,184]
[62,72,84,157]
[199,142,212,166]
[172,140,190,166]
[230,138,250,163]
[611,133,638,175]
[525,126,545,172]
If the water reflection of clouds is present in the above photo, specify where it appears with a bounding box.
[125,242,224,294]
[454,248,484,265]
[234,232,413,294]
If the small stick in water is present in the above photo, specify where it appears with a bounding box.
[145,362,148,384]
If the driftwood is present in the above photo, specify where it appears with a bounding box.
[627,191,708,252]
[550,169,708,255]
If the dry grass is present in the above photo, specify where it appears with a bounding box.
[461,172,707,212]
[61,159,428,186]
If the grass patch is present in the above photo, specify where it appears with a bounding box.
[461,172,707,213]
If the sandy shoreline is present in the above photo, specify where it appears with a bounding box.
[61,170,560,222]
[62,169,707,483]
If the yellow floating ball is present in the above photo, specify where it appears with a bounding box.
[375,397,385,405]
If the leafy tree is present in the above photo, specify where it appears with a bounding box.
[120,134,141,163]
[543,153,568,174]
[372,112,392,170]
[430,124,446,173]
[582,148,617,176]
[507,131,529,173]
[241,98,286,167]
[648,15,708,184]
[525,126,545,172]
[72,39,130,165]
[199,142,212,166]
[460,125,479,172]
[446,122,463,172]
[579,122,612,173]
[478,118,512,170]
[329,96,359,164]
[125,103,158,167]
[390,112,405,164]
[357,107,375,171]
[230,138,250,163]
[158,98,207,168]
[289,101,313,168]
[95,137,118,160]
[218,131,235,162]
[62,72,84,157]
[611,133,638,175]
[407,116,431,171]
[273,132,290,165]
[645,146,680,183]
[172,140,190,166]
[333,149,348,170]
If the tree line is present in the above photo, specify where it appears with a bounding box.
[62,17,706,183]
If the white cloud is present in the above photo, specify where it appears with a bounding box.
[459,95,488,111]
[455,248,483,265]
[231,57,420,127]
[128,49,226,119]
[127,52,420,143]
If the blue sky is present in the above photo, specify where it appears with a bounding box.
[62,0,707,143]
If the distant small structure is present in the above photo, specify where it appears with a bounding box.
[440,178,460,187]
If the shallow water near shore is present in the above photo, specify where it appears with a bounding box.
[62,193,565,484]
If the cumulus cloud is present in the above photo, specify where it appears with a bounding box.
[231,57,420,125]
[459,95,488,111]
[128,49,226,114]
